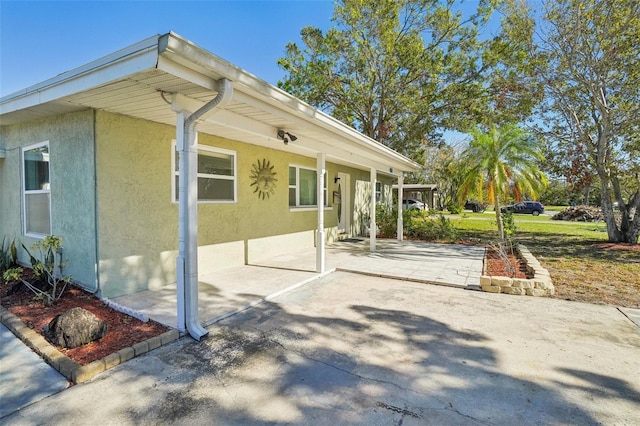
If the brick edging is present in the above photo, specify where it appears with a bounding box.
[0,306,181,384]
[480,244,555,296]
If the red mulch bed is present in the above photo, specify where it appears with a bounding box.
[485,245,530,279]
[1,278,168,366]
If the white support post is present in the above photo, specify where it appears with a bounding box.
[175,111,187,333]
[370,167,376,252]
[316,153,326,273]
[397,173,404,242]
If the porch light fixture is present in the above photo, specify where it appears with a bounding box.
[277,129,297,145]
[334,176,341,183]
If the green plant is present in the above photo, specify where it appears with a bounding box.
[0,239,7,273]
[447,203,462,214]
[376,204,398,237]
[405,213,458,242]
[21,235,72,305]
[3,267,23,283]
[0,238,18,273]
[500,210,519,254]
[434,214,458,241]
[501,211,517,240]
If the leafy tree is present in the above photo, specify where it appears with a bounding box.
[277,0,539,161]
[422,143,466,210]
[525,0,640,243]
[458,125,547,239]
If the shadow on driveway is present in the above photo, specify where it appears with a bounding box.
[4,272,639,425]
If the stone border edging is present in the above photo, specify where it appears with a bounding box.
[480,244,555,296]
[0,306,180,384]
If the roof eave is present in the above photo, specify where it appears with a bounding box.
[0,35,161,116]
[158,32,421,172]
[1,31,421,173]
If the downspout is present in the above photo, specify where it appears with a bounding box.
[397,173,403,242]
[175,78,233,340]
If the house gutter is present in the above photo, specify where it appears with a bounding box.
[157,32,420,173]
[174,78,233,340]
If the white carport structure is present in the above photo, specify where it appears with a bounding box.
[0,32,421,339]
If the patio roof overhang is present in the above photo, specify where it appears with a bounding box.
[0,32,420,175]
[1,32,421,340]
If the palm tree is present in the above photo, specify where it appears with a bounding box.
[459,125,547,240]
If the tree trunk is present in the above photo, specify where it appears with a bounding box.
[620,191,640,245]
[494,193,504,240]
[598,174,640,244]
[583,184,591,205]
[600,188,623,243]
[623,219,640,244]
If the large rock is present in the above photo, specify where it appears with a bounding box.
[48,307,108,348]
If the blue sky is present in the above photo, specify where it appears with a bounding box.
[0,0,335,96]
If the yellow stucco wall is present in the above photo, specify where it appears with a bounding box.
[1,109,395,299]
[94,111,373,297]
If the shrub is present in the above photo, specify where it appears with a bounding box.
[500,211,519,253]
[405,213,458,242]
[3,267,23,283]
[376,204,398,237]
[446,203,462,214]
[373,206,458,242]
[21,235,72,305]
[501,210,517,241]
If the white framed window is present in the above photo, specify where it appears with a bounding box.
[376,181,383,203]
[172,142,237,203]
[289,165,328,208]
[22,141,51,237]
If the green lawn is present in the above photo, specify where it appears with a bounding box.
[443,211,640,308]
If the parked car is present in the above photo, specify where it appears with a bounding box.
[501,201,545,216]
[464,200,486,213]
[402,198,428,211]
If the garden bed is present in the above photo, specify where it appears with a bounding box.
[481,244,554,296]
[1,282,169,365]
[484,245,529,279]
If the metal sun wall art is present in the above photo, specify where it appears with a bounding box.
[250,158,277,199]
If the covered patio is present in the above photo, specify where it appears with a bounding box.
[111,240,485,329]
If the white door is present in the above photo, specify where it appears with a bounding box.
[336,172,350,234]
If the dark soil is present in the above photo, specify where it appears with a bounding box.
[1,277,168,365]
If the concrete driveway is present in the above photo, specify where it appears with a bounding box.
[3,272,639,425]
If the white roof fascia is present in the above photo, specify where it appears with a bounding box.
[0,35,161,116]
[1,31,420,173]
[158,32,420,173]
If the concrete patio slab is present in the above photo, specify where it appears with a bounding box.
[0,240,485,420]
[4,272,639,424]
[112,240,485,329]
